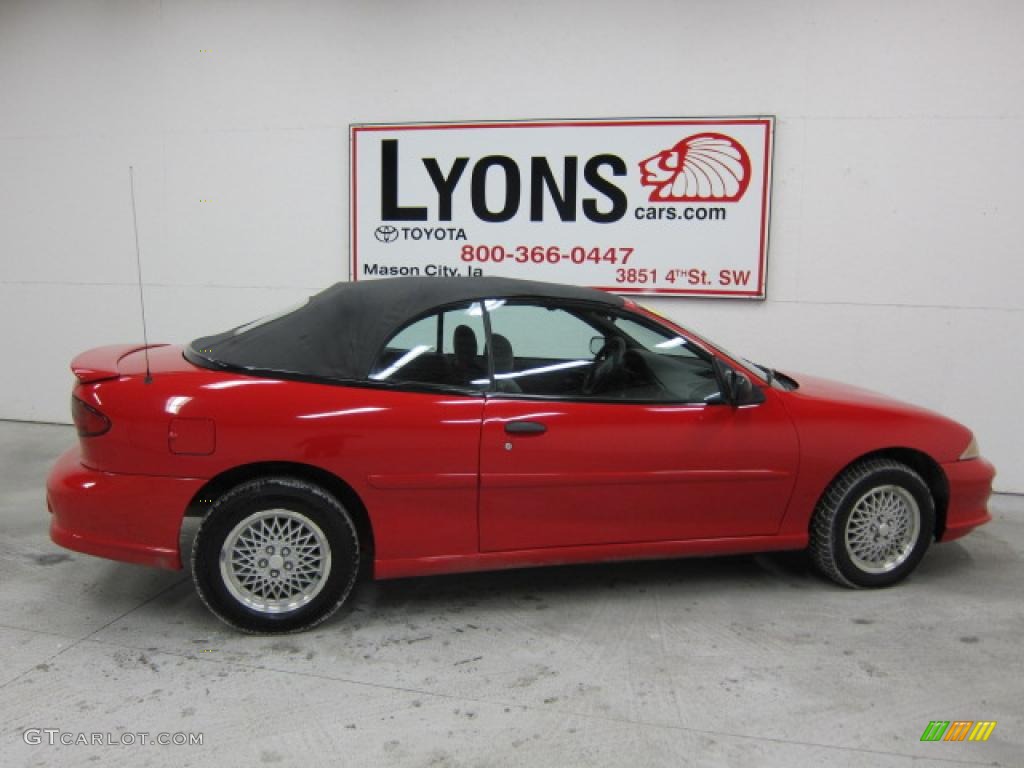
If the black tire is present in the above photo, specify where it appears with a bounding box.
[191,476,359,633]
[809,458,935,588]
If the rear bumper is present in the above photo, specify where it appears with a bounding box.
[939,457,996,542]
[46,446,203,570]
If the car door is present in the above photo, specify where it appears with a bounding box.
[477,301,800,552]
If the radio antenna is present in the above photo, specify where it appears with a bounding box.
[129,166,153,384]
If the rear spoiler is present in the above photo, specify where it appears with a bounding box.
[70,344,165,384]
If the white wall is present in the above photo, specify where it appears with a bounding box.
[1,0,1021,491]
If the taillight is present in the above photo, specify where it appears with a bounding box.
[72,396,111,437]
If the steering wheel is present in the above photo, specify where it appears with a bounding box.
[582,336,626,394]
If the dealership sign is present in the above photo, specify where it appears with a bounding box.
[350,117,773,297]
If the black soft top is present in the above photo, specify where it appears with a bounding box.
[186,276,624,381]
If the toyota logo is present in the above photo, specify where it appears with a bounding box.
[374,225,399,243]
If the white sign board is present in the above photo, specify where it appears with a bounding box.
[350,118,773,297]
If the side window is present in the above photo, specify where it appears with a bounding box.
[485,302,605,397]
[609,314,722,403]
[611,316,704,360]
[489,304,595,360]
[486,301,722,402]
[369,302,488,389]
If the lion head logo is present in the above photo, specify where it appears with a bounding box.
[639,132,751,202]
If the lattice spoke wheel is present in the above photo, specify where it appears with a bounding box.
[809,459,935,588]
[844,485,920,574]
[220,509,331,613]
[191,477,360,633]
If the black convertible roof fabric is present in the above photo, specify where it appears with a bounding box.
[187,277,624,381]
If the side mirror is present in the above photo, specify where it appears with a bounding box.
[589,336,605,356]
[712,358,765,406]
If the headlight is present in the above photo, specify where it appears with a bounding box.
[960,435,980,460]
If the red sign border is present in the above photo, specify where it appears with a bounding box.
[349,117,774,299]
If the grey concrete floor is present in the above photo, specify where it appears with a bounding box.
[0,420,1020,768]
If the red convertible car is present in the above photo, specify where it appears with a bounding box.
[47,277,995,632]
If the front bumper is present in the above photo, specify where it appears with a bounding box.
[939,457,996,542]
[46,446,204,570]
